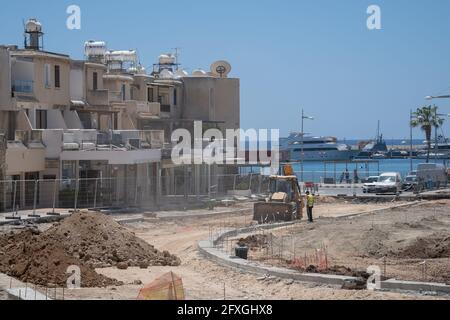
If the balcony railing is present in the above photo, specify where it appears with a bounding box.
[87,89,109,106]
[136,102,161,116]
[57,129,165,151]
[109,91,123,103]
[12,80,33,94]
[13,130,43,145]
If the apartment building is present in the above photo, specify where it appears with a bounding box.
[0,18,241,212]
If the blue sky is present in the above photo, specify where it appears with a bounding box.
[1,0,450,139]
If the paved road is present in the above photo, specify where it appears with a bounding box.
[317,186,416,198]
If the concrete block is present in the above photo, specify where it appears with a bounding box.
[381,279,450,294]
[7,287,50,300]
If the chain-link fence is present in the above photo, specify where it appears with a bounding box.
[0,173,273,215]
[1,167,447,215]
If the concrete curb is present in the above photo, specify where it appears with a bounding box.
[199,220,450,295]
[116,208,252,225]
[199,221,359,287]
[0,214,67,226]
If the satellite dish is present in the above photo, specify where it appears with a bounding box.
[210,60,232,78]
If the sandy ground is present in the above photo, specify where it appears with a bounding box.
[59,199,448,300]
[242,200,450,284]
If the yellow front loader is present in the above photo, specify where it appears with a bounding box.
[253,166,304,223]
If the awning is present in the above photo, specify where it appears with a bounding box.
[70,100,86,107]
[138,113,160,120]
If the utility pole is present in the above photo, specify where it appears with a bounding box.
[410,109,413,173]
[434,106,438,163]
[301,109,304,182]
[300,109,314,182]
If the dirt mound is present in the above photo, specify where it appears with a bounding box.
[0,212,180,287]
[238,234,268,250]
[0,229,118,287]
[359,227,390,258]
[393,222,430,230]
[48,211,181,268]
[395,233,450,259]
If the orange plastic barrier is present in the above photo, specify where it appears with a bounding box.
[137,272,185,300]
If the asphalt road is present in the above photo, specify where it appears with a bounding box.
[317,186,415,198]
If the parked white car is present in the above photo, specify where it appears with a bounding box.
[373,172,402,195]
[363,176,380,194]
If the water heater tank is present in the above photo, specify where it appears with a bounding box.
[160,69,174,79]
[25,19,42,33]
[106,50,137,62]
[174,69,188,78]
[84,41,107,57]
[192,69,207,77]
[159,54,176,65]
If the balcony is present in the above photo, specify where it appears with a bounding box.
[60,129,164,165]
[5,130,45,175]
[38,129,164,152]
[12,80,33,94]
[87,89,109,106]
[14,130,43,146]
[109,91,123,103]
[136,102,161,117]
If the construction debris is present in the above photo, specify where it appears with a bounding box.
[237,235,269,250]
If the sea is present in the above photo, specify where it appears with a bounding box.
[243,159,449,183]
[241,139,448,182]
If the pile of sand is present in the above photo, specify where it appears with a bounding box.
[359,227,390,258]
[0,212,180,287]
[395,233,450,259]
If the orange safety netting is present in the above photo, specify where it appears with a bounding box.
[137,272,185,300]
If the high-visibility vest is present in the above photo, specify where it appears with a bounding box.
[307,195,315,208]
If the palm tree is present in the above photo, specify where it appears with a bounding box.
[410,105,445,163]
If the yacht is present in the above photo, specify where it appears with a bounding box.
[355,121,388,159]
[280,133,357,161]
[417,137,450,159]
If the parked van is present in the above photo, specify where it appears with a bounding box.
[417,163,448,189]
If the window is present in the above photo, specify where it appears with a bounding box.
[54,65,60,88]
[93,72,98,91]
[36,110,47,129]
[173,88,177,106]
[121,84,126,101]
[160,105,171,113]
[147,87,153,102]
[44,64,51,88]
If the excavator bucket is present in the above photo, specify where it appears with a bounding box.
[253,202,296,223]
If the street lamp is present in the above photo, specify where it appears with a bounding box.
[425,95,450,100]
[301,109,314,182]
[410,112,424,173]
[433,111,450,162]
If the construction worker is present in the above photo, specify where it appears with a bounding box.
[305,191,315,223]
